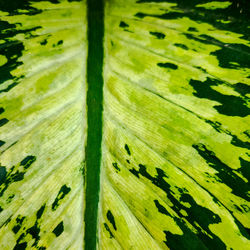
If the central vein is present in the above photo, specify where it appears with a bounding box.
[84,0,104,249]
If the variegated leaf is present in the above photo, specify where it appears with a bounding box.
[0,0,249,249]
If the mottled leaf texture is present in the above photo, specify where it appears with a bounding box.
[0,0,86,249]
[0,0,250,250]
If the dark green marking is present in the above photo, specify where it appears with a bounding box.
[243,130,250,138]
[135,0,250,40]
[0,10,41,94]
[233,83,250,97]
[0,107,4,114]
[36,204,46,220]
[0,166,7,185]
[12,204,46,249]
[40,39,47,45]
[57,40,63,46]
[27,225,40,245]
[104,223,114,238]
[13,232,26,248]
[174,43,188,50]
[190,77,250,117]
[157,62,178,70]
[0,140,5,147]
[134,12,146,19]
[6,194,15,203]
[119,21,133,33]
[0,25,40,85]
[27,222,40,241]
[12,215,25,234]
[0,82,19,94]
[154,200,207,250]
[233,218,250,240]
[52,184,71,211]
[239,157,250,181]
[149,31,165,39]
[188,27,198,32]
[193,143,250,202]
[52,40,64,48]
[52,221,64,237]
[84,0,104,248]
[211,43,250,69]
[195,66,207,73]
[3,217,11,226]
[231,134,250,150]
[203,119,250,150]
[112,162,120,172]
[0,0,66,15]
[20,155,36,169]
[154,200,171,216]
[183,32,250,68]
[129,168,140,178]
[124,144,131,155]
[0,156,36,197]
[119,21,129,28]
[13,242,27,250]
[26,204,46,247]
[0,0,37,15]
[129,163,228,248]
[106,210,117,230]
[0,41,24,85]
[0,118,9,127]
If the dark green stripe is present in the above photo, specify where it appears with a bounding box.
[84,0,104,249]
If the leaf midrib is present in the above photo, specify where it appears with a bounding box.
[84,0,104,249]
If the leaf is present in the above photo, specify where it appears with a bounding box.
[0,1,86,249]
[0,0,250,249]
[99,0,250,249]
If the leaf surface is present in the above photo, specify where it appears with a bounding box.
[99,0,250,249]
[0,0,250,249]
[0,0,86,249]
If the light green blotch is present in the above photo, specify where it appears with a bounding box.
[0,55,8,67]
[211,84,240,96]
[209,221,250,249]
[0,10,8,16]
[33,71,58,95]
[0,96,24,116]
[196,1,232,10]
[218,19,231,24]
[179,209,188,217]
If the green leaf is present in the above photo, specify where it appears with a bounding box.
[0,1,86,249]
[0,0,250,249]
